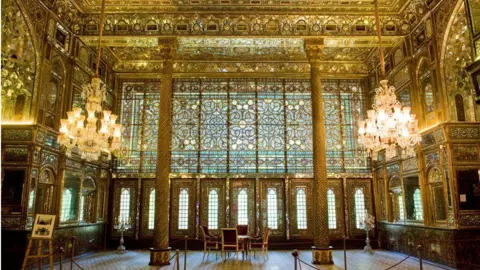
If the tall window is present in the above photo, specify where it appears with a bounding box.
[327,189,337,229]
[267,188,278,230]
[208,189,219,229]
[354,188,366,229]
[413,189,423,220]
[148,189,155,230]
[397,194,404,220]
[237,189,248,225]
[296,188,307,229]
[119,188,131,224]
[79,196,85,222]
[178,189,189,229]
[60,189,72,222]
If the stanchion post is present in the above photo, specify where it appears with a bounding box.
[59,247,65,270]
[343,235,347,270]
[184,236,187,270]
[176,249,180,270]
[416,245,423,270]
[292,249,298,270]
[70,236,76,270]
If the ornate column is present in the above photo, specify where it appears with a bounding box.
[150,38,178,266]
[304,38,333,265]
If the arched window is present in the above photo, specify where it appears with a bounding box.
[267,188,278,230]
[296,188,307,229]
[208,189,219,229]
[413,188,423,220]
[60,189,72,222]
[80,196,85,222]
[238,189,248,225]
[178,189,189,229]
[148,189,155,230]
[354,188,366,229]
[119,188,131,224]
[327,189,337,229]
[398,194,404,220]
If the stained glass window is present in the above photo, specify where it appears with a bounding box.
[119,188,131,224]
[323,80,369,173]
[115,81,160,173]
[169,78,367,174]
[327,189,337,229]
[172,79,200,173]
[257,79,285,173]
[229,79,257,173]
[413,189,423,220]
[178,188,189,229]
[398,194,405,220]
[354,188,366,229]
[296,188,307,230]
[267,188,278,230]
[286,80,313,173]
[148,189,155,230]
[60,189,72,222]
[208,189,219,229]
[238,189,248,225]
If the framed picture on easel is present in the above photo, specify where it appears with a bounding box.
[32,214,56,239]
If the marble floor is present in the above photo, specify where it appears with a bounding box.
[41,249,454,270]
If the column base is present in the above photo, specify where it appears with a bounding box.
[311,246,334,265]
[149,247,171,266]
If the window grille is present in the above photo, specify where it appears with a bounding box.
[296,188,307,229]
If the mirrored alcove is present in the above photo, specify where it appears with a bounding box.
[60,171,81,224]
[403,176,423,221]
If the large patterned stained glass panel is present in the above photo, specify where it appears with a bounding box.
[285,80,313,173]
[229,79,257,173]
[200,79,228,173]
[169,78,368,174]
[323,80,369,173]
[257,79,285,173]
[171,79,200,173]
[115,81,160,173]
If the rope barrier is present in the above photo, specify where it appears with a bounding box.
[383,252,414,270]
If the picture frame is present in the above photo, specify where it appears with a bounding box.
[32,214,56,239]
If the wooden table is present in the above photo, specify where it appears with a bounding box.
[238,235,251,259]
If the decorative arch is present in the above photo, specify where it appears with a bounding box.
[9,0,44,122]
[440,0,477,121]
[1,0,38,122]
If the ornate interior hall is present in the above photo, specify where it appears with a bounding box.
[2,0,480,268]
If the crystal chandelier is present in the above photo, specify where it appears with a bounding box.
[357,0,421,160]
[57,0,121,161]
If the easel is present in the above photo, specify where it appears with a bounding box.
[21,237,54,270]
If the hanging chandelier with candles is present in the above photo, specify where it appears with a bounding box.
[57,0,121,161]
[357,0,421,161]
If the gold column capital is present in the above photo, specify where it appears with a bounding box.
[158,37,178,60]
[304,38,324,63]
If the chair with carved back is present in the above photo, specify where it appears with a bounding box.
[250,227,270,260]
[236,224,249,236]
[199,225,219,260]
[221,228,241,261]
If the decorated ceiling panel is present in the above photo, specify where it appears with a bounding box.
[74,0,405,13]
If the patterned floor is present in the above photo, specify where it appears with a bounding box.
[42,249,454,270]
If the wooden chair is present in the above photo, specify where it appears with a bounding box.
[221,228,240,261]
[199,225,219,260]
[250,228,270,260]
[236,224,249,236]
